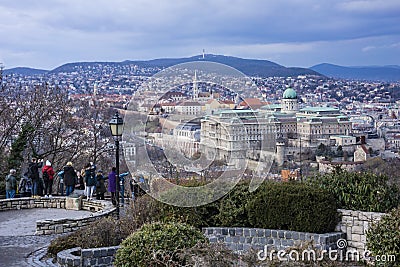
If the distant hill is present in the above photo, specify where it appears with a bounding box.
[51,54,321,77]
[310,63,400,82]
[4,67,48,76]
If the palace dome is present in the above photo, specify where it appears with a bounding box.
[283,88,297,99]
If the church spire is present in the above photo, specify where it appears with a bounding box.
[192,70,199,101]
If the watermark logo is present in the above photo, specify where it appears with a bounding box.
[123,61,276,207]
[257,238,396,263]
[336,238,347,249]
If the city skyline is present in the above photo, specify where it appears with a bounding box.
[0,0,399,69]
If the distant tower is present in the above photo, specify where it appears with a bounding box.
[281,87,298,114]
[276,138,285,166]
[93,83,98,96]
[192,71,199,101]
[235,93,241,105]
[202,49,205,59]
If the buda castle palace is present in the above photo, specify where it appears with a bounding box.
[200,87,353,166]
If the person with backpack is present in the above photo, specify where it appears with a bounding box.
[84,163,96,200]
[5,169,18,199]
[42,160,55,197]
[57,169,65,196]
[18,172,32,197]
[28,157,43,197]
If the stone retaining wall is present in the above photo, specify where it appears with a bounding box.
[57,246,120,267]
[0,197,66,210]
[202,227,345,253]
[335,209,386,252]
[0,197,116,235]
[36,200,116,235]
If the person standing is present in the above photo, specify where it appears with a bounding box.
[119,172,129,205]
[108,167,117,206]
[129,176,139,202]
[64,162,77,196]
[18,172,32,197]
[5,169,18,199]
[57,169,65,196]
[76,171,85,190]
[42,160,55,197]
[84,163,96,200]
[28,158,43,197]
[95,170,107,200]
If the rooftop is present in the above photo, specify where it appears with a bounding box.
[299,107,339,112]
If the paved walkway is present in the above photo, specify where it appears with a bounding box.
[0,208,93,266]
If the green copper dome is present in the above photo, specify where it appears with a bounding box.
[283,88,297,99]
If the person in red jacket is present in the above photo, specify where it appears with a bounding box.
[42,160,55,197]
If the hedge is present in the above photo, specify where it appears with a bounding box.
[247,182,338,233]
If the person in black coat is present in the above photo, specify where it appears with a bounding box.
[96,170,107,200]
[84,163,96,200]
[64,162,77,196]
[28,157,43,197]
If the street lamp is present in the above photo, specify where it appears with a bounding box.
[109,111,124,217]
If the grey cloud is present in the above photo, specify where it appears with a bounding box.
[0,0,399,68]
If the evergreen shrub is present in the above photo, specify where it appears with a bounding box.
[114,222,207,267]
[309,167,400,212]
[216,181,255,227]
[367,206,400,266]
[247,182,338,233]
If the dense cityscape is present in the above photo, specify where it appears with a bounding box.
[3,60,400,180]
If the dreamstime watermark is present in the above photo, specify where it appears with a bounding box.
[123,61,276,207]
[257,239,396,263]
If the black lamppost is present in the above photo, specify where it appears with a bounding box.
[109,111,124,217]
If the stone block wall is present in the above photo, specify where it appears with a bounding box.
[0,197,66,210]
[57,247,81,267]
[203,227,345,253]
[36,200,116,235]
[57,246,120,267]
[335,209,386,251]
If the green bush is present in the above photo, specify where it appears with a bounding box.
[308,167,400,212]
[156,202,220,229]
[216,181,255,227]
[367,206,400,266]
[154,180,224,228]
[114,222,207,267]
[247,182,338,233]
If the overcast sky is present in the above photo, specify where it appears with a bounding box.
[0,0,399,69]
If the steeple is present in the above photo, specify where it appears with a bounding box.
[192,71,199,101]
[93,83,98,96]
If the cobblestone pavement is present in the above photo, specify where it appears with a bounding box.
[0,235,58,267]
[0,208,93,266]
